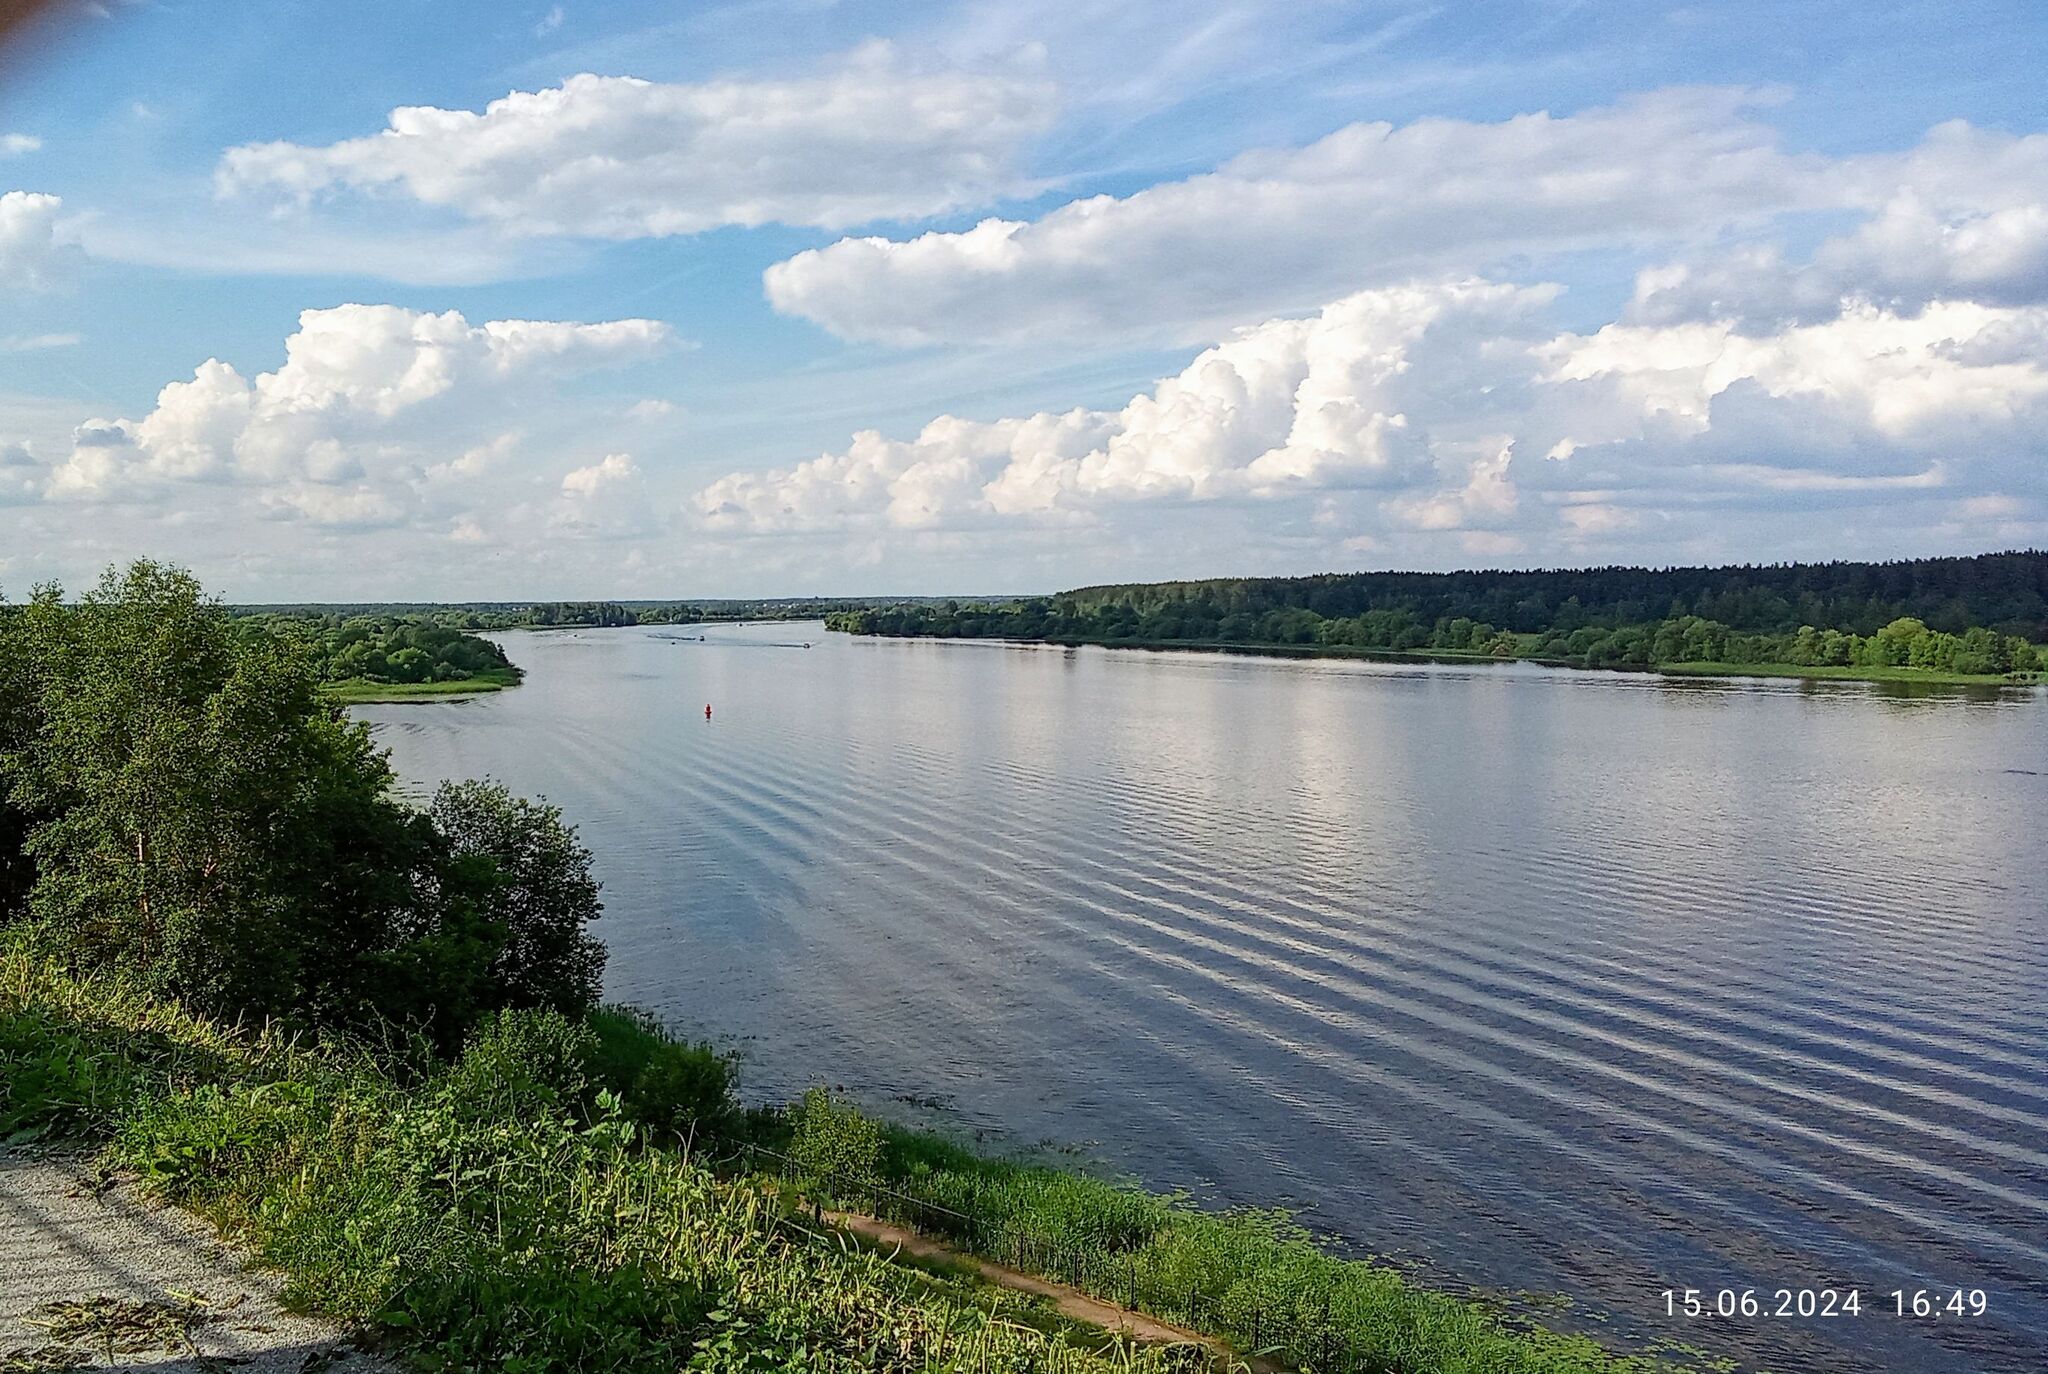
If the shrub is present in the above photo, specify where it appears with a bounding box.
[787,1087,883,1201]
[582,1004,737,1143]
[439,1008,596,1124]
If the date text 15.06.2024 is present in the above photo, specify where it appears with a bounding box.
[1663,1289,1989,1319]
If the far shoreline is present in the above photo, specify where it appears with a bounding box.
[845,629,2044,690]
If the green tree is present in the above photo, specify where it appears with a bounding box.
[0,562,603,1041]
[2,564,446,1018]
[428,780,606,1017]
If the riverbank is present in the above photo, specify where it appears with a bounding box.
[321,669,520,702]
[1655,660,2036,686]
[2,938,1691,1374]
[861,630,2041,688]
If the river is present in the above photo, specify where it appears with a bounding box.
[355,621,2048,1374]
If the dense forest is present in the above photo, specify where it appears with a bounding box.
[827,551,2047,679]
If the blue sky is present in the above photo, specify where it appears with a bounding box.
[3,0,2047,598]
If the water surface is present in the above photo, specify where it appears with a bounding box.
[358,622,2048,1373]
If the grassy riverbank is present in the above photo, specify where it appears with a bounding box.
[321,668,522,702]
[1655,660,2037,686]
[2,937,1694,1374]
[0,942,1173,1373]
[955,631,2040,687]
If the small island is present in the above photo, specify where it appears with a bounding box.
[237,611,528,702]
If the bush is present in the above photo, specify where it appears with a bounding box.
[0,563,606,1050]
[582,1004,738,1142]
[787,1087,883,1201]
[439,1008,596,1124]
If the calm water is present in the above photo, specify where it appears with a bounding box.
[358,623,2048,1374]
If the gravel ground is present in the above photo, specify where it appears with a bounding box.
[0,1149,390,1373]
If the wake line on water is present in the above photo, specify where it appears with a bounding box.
[653,634,816,650]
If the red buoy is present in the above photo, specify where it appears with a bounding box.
[705,703,713,719]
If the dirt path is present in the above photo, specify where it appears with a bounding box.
[0,1150,389,1372]
[824,1209,1280,1369]
[2,1148,1258,1372]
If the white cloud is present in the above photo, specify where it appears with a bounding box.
[764,95,2048,349]
[1629,124,2048,328]
[0,332,80,351]
[0,191,76,290]
[534,5,564,37]
[0,135,40,158]
[698,280,1551,531]
[217,43,1057,237]
[695,280,2048,557]
[561,452,637,497]
[44,304,672,525]
[0,444,43,505]
[764,88,1826,345]
[627,398,675,420]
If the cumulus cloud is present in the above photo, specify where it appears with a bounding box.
[553,452,660,538]
[696,280,2048,556]
[217,44,1056,237]
[0,191,76,289]
[698,280,1551,531]
[44,304,672,525]
[561,452,638,497]
[1629,124,2048,329]
[0,135,40,157]
[764,88,1826,345]
[0,443,43,505]
[764,94,2048,348]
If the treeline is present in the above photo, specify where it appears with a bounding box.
[504,599,928,628]
[1058,550,2048,639]
[1,563,600,1044]
[828,552,2047,678]
[249,598,912,632]
[246,612,522,686]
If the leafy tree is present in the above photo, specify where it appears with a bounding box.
[0,562,607,1042]
[428,779,606,1017]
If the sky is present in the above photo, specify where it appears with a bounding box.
[2,0,2047,600]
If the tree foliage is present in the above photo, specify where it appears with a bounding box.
[829,551,2047,677]
[243,612,522,687]
[0,561,606,1044]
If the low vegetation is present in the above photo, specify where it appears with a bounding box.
[1,948,1167,1373]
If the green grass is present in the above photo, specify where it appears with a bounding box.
[321,668,521,702]
[756,1103,1705,1374]
[4,935,1705,1373]
[0,942,1177,1373]
[1655,660,2037,686]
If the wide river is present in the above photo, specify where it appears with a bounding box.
[358,622,2048,1374]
